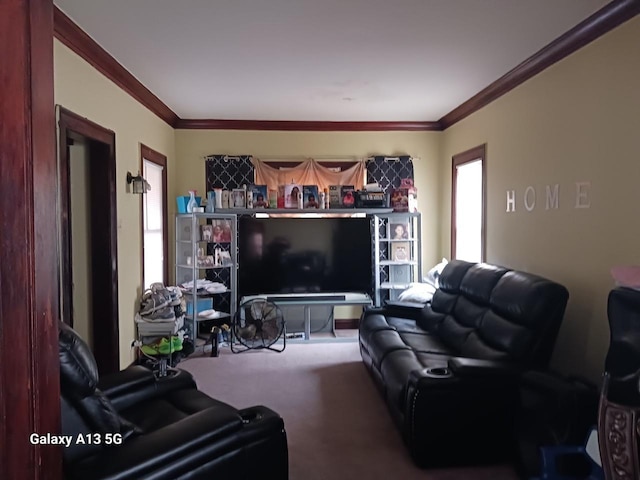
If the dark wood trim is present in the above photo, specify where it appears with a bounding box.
[451,144,487,262]
[264,161,357,170]
[58,107,120,375]
[0,0,62,478]
[140,144,169,287]
[176,119,442,131]
[59,135,73,327]
[335,318,360,330]
[439,0,640,129]
[53,7,179,127]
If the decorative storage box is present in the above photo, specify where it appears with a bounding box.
[355,191,389,208]
[176,196,202,214]
[329,185,341,208]
[390,179,418,212]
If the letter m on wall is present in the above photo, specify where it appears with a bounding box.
[546,184,559,210]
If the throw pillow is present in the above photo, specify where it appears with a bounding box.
[398,282,436,304]
[424,258,449,287]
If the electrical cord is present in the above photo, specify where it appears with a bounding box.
[311,310,334,333]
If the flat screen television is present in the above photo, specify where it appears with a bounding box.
[238,216,372,299]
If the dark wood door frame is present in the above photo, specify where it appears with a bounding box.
[0,0,62,478]
[140,144,169,287]
[451,144,487,262]
[58,106,120,375]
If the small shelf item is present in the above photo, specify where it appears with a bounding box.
[373,212,422,306]
[175,213,237,341]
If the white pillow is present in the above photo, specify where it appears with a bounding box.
[423,258,448,288]
[398,282,436,304]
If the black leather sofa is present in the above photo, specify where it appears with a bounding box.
[359,260,569,468]
[59,322,288,479]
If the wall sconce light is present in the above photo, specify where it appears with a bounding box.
[126,171,151,194]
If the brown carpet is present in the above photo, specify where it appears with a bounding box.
[180,342,518,480]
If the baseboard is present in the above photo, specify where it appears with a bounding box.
[335,318,359,330]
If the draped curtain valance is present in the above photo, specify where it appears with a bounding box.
[252,158,366,192]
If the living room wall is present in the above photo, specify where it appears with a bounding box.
[440,17,640,382]
[54,40,176,368]
[173,129,442,269]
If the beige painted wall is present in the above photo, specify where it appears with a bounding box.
[440,17,640,382]
[174,130,442,270]
[69,141,93,347]
[54,40,176,368]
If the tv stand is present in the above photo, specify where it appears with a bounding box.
[240,292,373,340]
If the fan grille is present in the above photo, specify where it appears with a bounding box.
[233,299,285,350]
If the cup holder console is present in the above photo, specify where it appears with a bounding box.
[423,367,453,378]
[241,410,263,424]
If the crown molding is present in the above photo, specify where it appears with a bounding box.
[439,0,640,129]
[53,7,179,127]
[175,119,442,131]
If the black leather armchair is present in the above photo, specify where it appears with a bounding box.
[598,287,640,480]
[359,260,569,468]
[59,322,288,479]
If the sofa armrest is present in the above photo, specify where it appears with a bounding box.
[99,367,197,411]
[69,406,244,479]
[447,357,522,378]
[68,405,285,480]
[98,366,156,397]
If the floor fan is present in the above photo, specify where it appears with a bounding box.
[231,299,285,353]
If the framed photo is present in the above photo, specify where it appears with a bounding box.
[197,255,215,268]
[200,224,214,242]
[231,189,246,208]
[284,184,302,209]
[211,219,232,243]
[391,242,410,262]
[251,185,269,208]
[388,222,409,240]
[303,185,319,209]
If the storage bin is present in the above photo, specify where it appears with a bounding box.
[185,297,212,316]
[176,196,202,214]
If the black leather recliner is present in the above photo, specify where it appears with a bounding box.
[59,322,288,479]
[359,260,569,468]
[598,287,640,480]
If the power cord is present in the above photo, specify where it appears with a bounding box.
[311,310,334,333]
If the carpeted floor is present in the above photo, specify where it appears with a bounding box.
[180,341,518,480]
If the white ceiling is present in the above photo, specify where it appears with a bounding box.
[55,0,609,121]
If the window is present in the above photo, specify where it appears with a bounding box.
[451,145,486,262]
[141,145,168,289]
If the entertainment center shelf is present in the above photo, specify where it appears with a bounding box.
[216,207,393,217]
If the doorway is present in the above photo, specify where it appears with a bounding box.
[58,107,120,375]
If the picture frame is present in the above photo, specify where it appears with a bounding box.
[388,222,409,240]
[391,242,410,262]
[211,219,232,243]
[284,184,302,209]
[303,185,319,209]
[200,224,214,242]
[196,255,215,268]
[231,188,246,208]
[251,185,269,208]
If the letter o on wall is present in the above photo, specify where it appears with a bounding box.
[524,186,536,212]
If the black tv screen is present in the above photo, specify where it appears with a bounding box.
[238,216,372,299]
